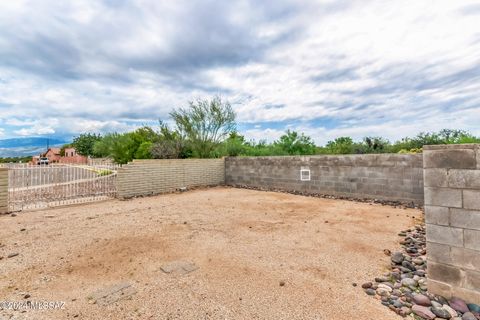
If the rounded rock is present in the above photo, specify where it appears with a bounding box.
[449,297,470,314]
[412,294,432,307]
[412,305,435,319]
[462,312,476,320]
[365,288,376,296]
[442,304,458,318]
[467,303,480,313]
[401,278,417,288]
[431,306,452,319]
[391,252,404,264]
[376,287,391,297]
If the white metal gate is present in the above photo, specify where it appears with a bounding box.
[7,163,120,211]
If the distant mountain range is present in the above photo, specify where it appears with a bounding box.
[0,137,70,158]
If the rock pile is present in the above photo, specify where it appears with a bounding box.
[234,185,420,208]
[363,224,480,319]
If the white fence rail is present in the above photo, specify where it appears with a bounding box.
[7,164,120,211]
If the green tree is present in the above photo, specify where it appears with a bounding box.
[109,133,136,164]
[135,141,153,159]
[170,96,236,158]
[273,130,316,155]
[91,127,159,163]
[0,156,31,163]
[92,133,117,158]
[222,132,247,156]
[357,137,390,153]
[72,133,102,156]
[325,137,355,154]
[150,121,190,159]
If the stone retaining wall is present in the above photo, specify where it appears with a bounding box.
[225,154,424,204]
[424,144,480,302]
[116,158,225,198]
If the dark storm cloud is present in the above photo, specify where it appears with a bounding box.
[0,0,303,83]
[357,62,480,97]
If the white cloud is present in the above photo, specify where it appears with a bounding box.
[14,126,56,136]
[0,0,479,142]
[5,118,36,126]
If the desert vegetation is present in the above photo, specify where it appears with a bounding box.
[63,97,480,164]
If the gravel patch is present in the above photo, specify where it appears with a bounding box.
[0,187,421,319]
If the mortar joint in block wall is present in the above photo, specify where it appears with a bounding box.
[115,158,226,199]
[423,143,480,303]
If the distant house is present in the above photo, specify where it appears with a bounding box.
[64,147,76,158]
[44,147,61,163]
[59,147,87,164]
[31,147,87,165]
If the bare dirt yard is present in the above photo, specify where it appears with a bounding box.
[0,187,422,320]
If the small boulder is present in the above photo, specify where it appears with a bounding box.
[467,304,480,313]
[449,297,470,314]
[431,306,452,319]
[376,287,391,296]
[365,288,376,296]
[391,252,404,264]
[377,283,392,292]
[398,306,411,317]
[412,305,436,320]
[462,312,476,320]
[442,304,458,318]
[401,278,417,288]
[412,294,432,307]
[402,260,416,271]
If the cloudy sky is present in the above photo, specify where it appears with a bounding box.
[0,0,479,145]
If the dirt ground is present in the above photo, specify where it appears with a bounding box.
[0,187,422,320]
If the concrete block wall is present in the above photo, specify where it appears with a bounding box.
[116,158,225,198]
[226,154,424,204]
[0,168,8,214]
[424,144,480,302]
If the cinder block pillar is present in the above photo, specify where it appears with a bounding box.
[424,144,480,302]
[0,168,8,214]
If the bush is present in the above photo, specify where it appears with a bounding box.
[96,169,113,176]
[170,96,236,158]
[135,141,153,159]
[397,148,422,154]
[72,133,102,156]
[151,140,186,159]
[273,130,316,155]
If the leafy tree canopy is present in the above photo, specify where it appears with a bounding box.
[170,96,236,158]
[273,130,316,155]
[72,133,102,156]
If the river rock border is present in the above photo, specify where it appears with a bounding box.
[362,224,480,319]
